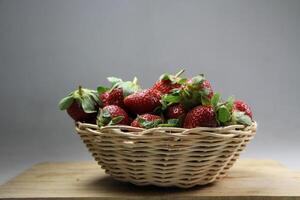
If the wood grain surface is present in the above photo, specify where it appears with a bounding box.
[0,159,299,200]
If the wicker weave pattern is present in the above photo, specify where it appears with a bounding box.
[75,122,257,188]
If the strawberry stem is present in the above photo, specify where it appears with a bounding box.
[78,85,83,96]
[175,69,185,78]
[133,77,138,84]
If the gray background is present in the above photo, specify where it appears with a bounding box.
[0,0,300,184]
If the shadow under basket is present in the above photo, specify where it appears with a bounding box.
[75,122,257,188]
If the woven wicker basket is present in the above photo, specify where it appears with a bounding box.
[75,122,257,188]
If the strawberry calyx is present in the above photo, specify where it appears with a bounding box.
[186,74,205,89]
[97,108,125,127]
[211,93,235,125]
[159,69,187,85]
[131,114,163,128]
[97,76,141,97]
[160,89,182,110]
[210,94,252,126]
[153,69,187,95]
[59,86,101,113]
[160,74,212,110]
[137,117,163,129]
[158,117,184,127]
[232,111,252,126]
[233,100,253,119]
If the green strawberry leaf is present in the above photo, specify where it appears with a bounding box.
[234,111,252,126]
[211,93,221,107]
[226,96,235,111]
[106,77,141,97]
[167,118,180,124]
[107,77,123,86]
[59,87,100,113]
[190,74,205,87]
[97,109,112,127]
[201,95,211,106]
[158,69,186,85]
[89,90,101,105]
[118,78,141,97]
[138,118,163,129]
[181,91,201,110]
[163,94,181,103]
[158,118,181,127]
[58,95,74,110]
[159,73,170,81]
[108,116,125,125]
[81,95,97,113]
[183,89,191,99]
[102,109,111,118]
[177,77,187,85]
[217,106,231,123]
[202,88,210,96]
[160,93,181,109]
[97,86,109,95]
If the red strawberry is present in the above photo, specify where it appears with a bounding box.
[59,86,101,122]
[131,114,163,128]
[187,78,214,99]
[152,70,185,94]
[97,105,130,126]
[100,88,125,108]
[124,89,161,114]
[233,100,253,119]
[98,76,141,108]
[165,103,186,119]
[153,79,181,94]
[183,105,217,128]
[201,80,214,99]
[66,102,97,122]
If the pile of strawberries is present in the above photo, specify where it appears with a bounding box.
[59,70,253,129]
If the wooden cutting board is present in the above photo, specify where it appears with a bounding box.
[0,159,299,200]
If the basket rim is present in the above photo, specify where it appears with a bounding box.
[76,121,257,138]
